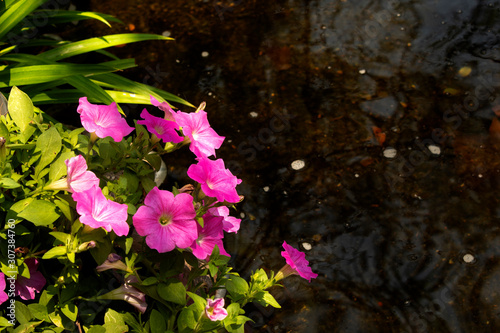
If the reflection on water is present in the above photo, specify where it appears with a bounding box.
[89,0,500,331]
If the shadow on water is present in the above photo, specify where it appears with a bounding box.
[83,0,500,331]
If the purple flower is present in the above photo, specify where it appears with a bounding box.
[15,258,46,300]
[98,276,147,313]
[207,206,241,233]
[0,273,7,305]
[278,241,318,283]
[72,185,130,237]
[173,109,224,157]
[137,108,183,143]
[132,187,198,253]
[96,253,131,273]
[205,298,228,321]
[77,97,134,142]
[187,157,242,203]
[190,213,229,260]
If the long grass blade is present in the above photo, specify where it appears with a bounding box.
[91,73,195,108]
[31,10,122,27]
[39,33,174,61]
[0,0,47,41]
[0,63,123,88]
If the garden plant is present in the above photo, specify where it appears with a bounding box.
[0,1,317,332]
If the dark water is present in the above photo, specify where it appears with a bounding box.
[85,0,500,332]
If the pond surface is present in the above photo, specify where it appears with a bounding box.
[87,0,500,332]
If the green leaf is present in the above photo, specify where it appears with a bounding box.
[157,279,186,305]
[177,308,196,333]
[254,291,281,308]
[54,198,72,222]
[39,34,173,62]
[18,199,60,226]
[226,276,249,299]
[186,292,207,315]
[7,86,33,132]
[0,177,21,189]
[14,301,32,324]
[27,303,48,322]
[42,246,66,259]
[49,232,70,244]
[34,126,61,178]
[141,277,158,286]
[60,303,77,322]
[0,0,46,41]
[149,309,166,333]
[49,150,74,181]
[0,316,14,326]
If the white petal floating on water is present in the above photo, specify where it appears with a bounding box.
[428,144,441,155]
[383,147,397,158]
[302,242,312,250]
[291,159,305,170]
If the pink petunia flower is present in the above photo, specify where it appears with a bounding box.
[77,97,134,142]
[44,155,100,193]
[173,109,224,157]
[66,155,100,192]
[277,241,318,283]
[205,298,228,321]
[15,258,46,300]
[207,206,241,233]
[0,273,7,305]
[132,187,198,253]
[137,108,183,143]
[150,96,176,121]
[187,157,242,203]
[98,276,147,313]
[190,213,229,260]
[72,185,130,237]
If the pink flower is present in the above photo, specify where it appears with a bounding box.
[187,157,242,203]
[98,276,147,313]
[15,258,46,300]
[278,241,318,283]
[205,298,228,321]
[137,109,183,143]
[77,97,134,142]
[208,206,241,233]
[173,110,224,157]
[72,185,130,236]
[190,213,229,260]
[66,155,100,192]
[132,187,197,253]
[0,273,7,305]
[150,96,176,121]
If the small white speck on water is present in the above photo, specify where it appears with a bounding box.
[201,51,209,57]
[250,112,258,118]
[263,186,270,192]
